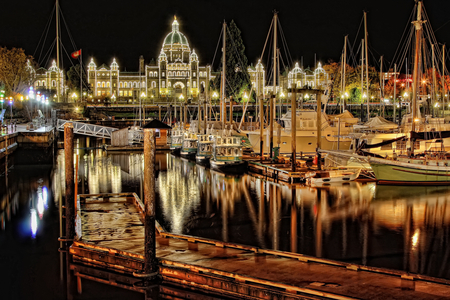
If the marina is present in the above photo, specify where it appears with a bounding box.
[3,0,450,298]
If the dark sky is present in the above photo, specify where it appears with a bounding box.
[2,0,450,72]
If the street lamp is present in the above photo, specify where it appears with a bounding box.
[243,92,248,103]
[111,94,116,106]
[72,92,77,103]
[9,97,13,130]
[179,94,184,102]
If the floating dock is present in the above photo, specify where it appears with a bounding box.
[69,192,450,299]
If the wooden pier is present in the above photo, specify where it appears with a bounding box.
[68,192,450,299]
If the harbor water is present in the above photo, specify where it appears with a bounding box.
[1,138,450,298]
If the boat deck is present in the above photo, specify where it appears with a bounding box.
[70,192,450,299]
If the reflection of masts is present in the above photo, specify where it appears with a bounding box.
[290,188,297,253]
[56,0,60,103]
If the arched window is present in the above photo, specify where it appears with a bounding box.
[52,80,56,87]
[168,71,172,76]
[97,82,101,87]
[162,81,165,88]
[193,81,196,88]
[154,72,158,77]
[107,82,110,87]
[162,72,165,77]
[141,81,145,87]
[42,81,46,86]
[187,82,190,87]
[177,71,180,76]
[120,82,123,88]
[168,82,171,87]
[152,81,156,88]
[182,71,185,77]
[193,72,196,77]
[102,82,105,88]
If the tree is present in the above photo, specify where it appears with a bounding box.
[214,20,251,99]
[0,47,35,96]
[67,64,90,96]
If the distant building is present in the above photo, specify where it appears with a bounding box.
[87,17,212,104]
[33,60,65,99]
[248,62,329,98]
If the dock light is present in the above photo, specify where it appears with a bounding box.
[141,92,146,98]
[179,94,184,101]
[434,102,440,108]
[403,92,408,98]
[212,91,218,98]
[414,118,420,122]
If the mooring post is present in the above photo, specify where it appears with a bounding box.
[143,129,158,276]
[64,122,77,297]
[64,122,75,243]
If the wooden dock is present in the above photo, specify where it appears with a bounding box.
[69,192,450,299]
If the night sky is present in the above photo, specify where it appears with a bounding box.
[2,0,450,72]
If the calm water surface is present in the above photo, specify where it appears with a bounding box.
[2,139,450,298]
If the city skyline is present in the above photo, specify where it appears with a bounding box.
[3,0,450,73]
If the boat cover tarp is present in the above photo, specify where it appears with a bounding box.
[410,130,450,140]
[358,135,407,150]
[354,116,399,130]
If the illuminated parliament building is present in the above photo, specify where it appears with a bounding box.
[87,17,211,103]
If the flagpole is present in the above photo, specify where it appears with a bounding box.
[80,49,82,105]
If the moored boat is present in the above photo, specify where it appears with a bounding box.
[180,130,198,160]
[170,123,184,155]
[210,131,247,174]
[306,168,361,185]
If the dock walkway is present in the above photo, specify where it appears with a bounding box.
[70,193,450,299]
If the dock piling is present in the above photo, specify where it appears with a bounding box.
[64,123,75,243]
[143,129,158,277]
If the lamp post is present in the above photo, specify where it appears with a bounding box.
[72,92,77,103]
[111,94,116,107]
[9,97,13,131]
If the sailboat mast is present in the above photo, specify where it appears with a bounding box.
[411,0,425,136]
[393,63,397,123]
[56,0,60,103]
[221,21,226,128]
[442,44,446,109]
[432,44,437,115]
[270,12,277,159]
[364,12,369,119]
[341,35,347,112]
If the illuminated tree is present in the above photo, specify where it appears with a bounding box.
[0,47,35,96]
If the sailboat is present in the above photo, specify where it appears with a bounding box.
[209,21,247,174]
[368,0,450,185]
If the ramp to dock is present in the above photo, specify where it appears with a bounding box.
[56,119,118,139]
[70,192,450,299]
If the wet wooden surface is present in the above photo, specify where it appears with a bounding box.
[78,195,450,300]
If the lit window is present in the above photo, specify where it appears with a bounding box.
[107,82,110,87]
[152,81,156,88]
[193,81,196,87]
[162,82,165,88]
[97,91,101,96]
[97,82,101,87]
[119,91,123,96]
[120,82,123,88]
[102,82,105,88]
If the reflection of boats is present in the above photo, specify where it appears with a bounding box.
[170,123,184,155]
[210,129,247,174]
[246,109,357,154]
[306,168,361,185]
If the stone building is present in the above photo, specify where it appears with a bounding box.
[87,17,212,104]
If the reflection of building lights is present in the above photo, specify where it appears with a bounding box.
[412,229,420,249]
[42,187,48,209]
[38,192,44,220]
[31,209,38,238]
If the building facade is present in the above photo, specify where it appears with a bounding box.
[248,61,329,98]
[33,60,65,99]
[87,17,211,104]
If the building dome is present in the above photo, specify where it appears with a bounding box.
[163,17,189,47]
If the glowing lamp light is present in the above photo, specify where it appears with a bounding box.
[30,209,38,238]
[141,92,146,98]
[212,92,218,98]
[414,118,420,122]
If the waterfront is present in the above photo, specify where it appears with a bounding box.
[1,140,450,298]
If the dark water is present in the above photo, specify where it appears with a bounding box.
[2,139,450,299]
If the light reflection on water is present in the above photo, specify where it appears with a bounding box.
[52,148,450,279]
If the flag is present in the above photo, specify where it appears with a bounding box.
[71,49,81,59]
